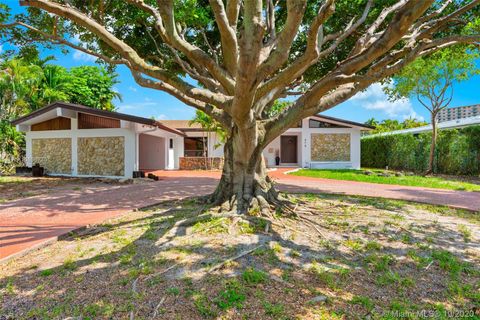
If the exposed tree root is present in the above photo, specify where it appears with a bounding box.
[211,187,298,219]
[207,244,265,274]
[269,274,295,288]
[151,297,166,319]
[296,214,328,239]
[130,263,182,320]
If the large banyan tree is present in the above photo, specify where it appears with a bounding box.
[2,0,479,213]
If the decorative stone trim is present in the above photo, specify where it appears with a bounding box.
[78,137,125,176]
[32,138,72,174]
[179,157,224,170]
[311,133,350,162]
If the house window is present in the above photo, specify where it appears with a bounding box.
[184,137,207,157]
[309,119,347,128]
[169,138,173,149]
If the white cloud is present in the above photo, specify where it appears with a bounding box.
[117,102,170,120]
[71,34,81,44]
[73,50,96,62]
[128,86,138,92]
[117,101,157,112]
[351,82,423,120]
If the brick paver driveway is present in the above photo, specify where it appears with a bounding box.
[1,169,478,260]
[0,174,217,260]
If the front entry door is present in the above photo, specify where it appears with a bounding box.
[280,135,298,163]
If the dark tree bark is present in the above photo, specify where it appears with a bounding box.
[209,126,279,214]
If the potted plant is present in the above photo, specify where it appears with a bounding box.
[32,163,44,177]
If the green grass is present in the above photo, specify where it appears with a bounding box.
[215,279,246,310]
[0,176,30,184]
[242,267,267,285]
[290,169,480,192]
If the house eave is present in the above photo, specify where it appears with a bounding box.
[11,101,186,137]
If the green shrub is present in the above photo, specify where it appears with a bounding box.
[361,126,480,175]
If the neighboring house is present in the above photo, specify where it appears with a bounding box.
[369,115,480,137]
[12,102,372,178]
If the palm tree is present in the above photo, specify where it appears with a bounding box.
[0,58,43,173]
[0,58,43,120]
[30,65,69,109]
[189,110,225,170]
[364,118,378,128]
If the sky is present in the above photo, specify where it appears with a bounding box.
[2,1,480,123]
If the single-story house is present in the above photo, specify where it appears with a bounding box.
[12,102,372,178]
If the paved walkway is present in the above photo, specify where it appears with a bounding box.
[1,169,478,260]
[0,175,217,260]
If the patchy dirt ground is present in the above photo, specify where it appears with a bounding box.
[0,176,131,202]
[0,194,479,319]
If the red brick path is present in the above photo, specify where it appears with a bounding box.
[1,169,478,260]
[270,168,480,212]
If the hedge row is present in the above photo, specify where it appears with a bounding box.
[361,125,480,176]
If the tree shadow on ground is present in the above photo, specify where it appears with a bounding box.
[1,194,479,319]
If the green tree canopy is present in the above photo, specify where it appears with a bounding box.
[384,47,479,173]
[385,47,479,105]
[0,53,121,120]
[0,52,121,173]
[365,117,427,134]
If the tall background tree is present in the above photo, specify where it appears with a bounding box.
[385,47,479,174]
[1,0,479,213]
[0,49,121,173]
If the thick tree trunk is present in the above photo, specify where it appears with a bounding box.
[209,127,281,214]
[427,113,437,175]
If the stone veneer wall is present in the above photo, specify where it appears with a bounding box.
[179,157,224,170]
[78,137,125,176]
[311,133,350,162]
[32,138,72,174]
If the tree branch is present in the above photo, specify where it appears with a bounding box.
[350,0,409,56]
[226,0,241,28]
[1,21,127,66]
[231,0,264,122]
[19,0,230,107]
[209,0,239,76]
[130,71,206,110]
[256,0,371,108]
[257,0,307,82]
[156,0,236,94]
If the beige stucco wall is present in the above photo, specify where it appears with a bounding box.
[32,138,72,174]
[78,137,125,176]
[311,133,350,162]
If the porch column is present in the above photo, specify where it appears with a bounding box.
[167,137,175,170]
[71,118,78,175]
[134,133,139,171]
